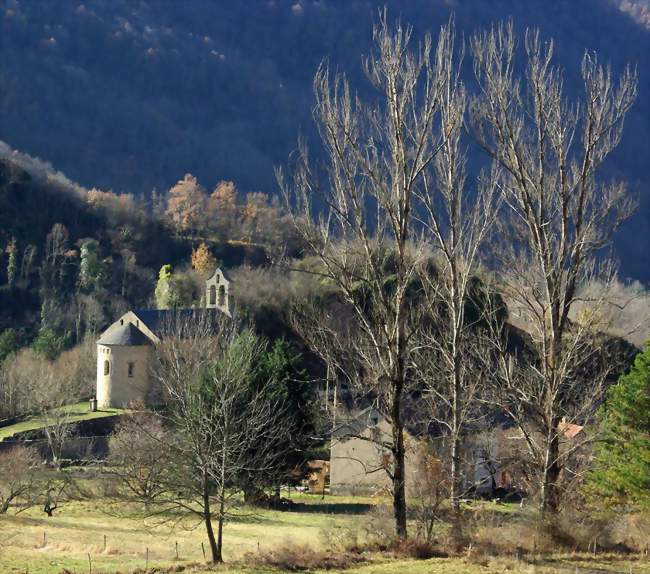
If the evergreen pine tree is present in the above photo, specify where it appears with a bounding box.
[587,343,650,510]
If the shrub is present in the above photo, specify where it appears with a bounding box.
[251,544,366,571]
[392,538,444,559]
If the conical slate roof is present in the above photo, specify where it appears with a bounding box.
[97,322,152,346]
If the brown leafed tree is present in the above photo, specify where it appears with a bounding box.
[470,23,637,514]
[166,173,207,232]
[279,14,463,538]
[242,192,273,243]
[191,242,217,278]
[208,180,240,239]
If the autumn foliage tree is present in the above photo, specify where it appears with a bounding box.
[191,243,217,278]
[208,180,240,239]
[166,174,207,233]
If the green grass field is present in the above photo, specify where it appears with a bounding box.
[1,494,648,574]
[0,403,124,442]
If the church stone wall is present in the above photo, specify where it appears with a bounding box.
[97,344,152,409]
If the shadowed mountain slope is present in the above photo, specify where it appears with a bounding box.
[0,0,647,280]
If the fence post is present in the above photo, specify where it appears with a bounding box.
[175,541,179,559]
[87,553,92,574]
[201,542,206,561]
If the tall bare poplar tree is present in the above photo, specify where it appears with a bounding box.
[279,15,460,538]
[414,52,500,514]
[470,24,637,514]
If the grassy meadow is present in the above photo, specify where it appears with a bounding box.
[1,492,648,574]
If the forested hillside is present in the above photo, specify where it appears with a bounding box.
[0,0,648,281]
[0,135,313,353]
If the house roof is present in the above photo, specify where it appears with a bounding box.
[97,323,152,346]
[559,419,584,439]
[331,406,389,439]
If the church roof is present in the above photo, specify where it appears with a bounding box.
[132,308,221,338]
[97,323,152,346]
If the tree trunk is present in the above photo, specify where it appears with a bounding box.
[450,432,461,513]
[217,494,225,563]
[450,356,462,517]
[540,427,561,515]
[391,379,408,539]
[203,477,220,563]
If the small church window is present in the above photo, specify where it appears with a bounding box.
[218,285,226,307]
[209,285,216,305]
[104,360,110,376]
[128,362,135,378]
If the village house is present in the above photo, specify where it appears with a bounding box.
[329,407,421,496]
[329,407,586,499]
[95,268,231,409]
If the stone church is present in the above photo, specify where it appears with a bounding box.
[96,268,231,409]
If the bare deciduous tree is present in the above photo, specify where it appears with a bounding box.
[145,313,290,563]
[40,473,73,517]
[470,23,637,514]
[107,413,171,509]
[414,290,497,518]
[0,446,39,514]
[279,14,462,539]
[37,374,79,470]
[412,40,500,516]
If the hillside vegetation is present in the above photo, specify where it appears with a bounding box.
[0,0,648,281]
